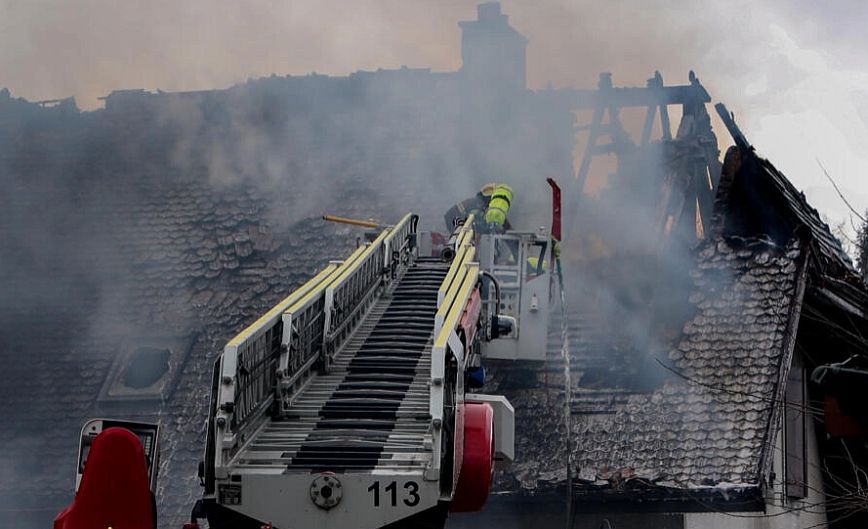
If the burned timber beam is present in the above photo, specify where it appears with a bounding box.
[538,81,710,110]
[567,72,713,202]
[714,102,752,150]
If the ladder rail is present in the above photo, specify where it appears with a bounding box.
[428,261,480,483]
[214,262,348,466]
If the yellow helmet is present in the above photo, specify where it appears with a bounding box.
[480,182,497,196]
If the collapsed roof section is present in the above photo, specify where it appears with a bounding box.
[487,85,868,510]
[717,104,859,283]
[490,237,807,507]
[713,108,867,315]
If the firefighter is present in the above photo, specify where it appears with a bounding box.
[483,183,513,233]
[444,183,514,234]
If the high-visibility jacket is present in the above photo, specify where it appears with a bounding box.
[484,184,513,232]
[526,256,548,273]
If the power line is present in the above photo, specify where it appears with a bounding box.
[817,159,866,224]
[653,358,827,418]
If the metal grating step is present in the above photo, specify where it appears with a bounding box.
[232,257,449,474]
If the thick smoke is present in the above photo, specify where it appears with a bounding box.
[4,0,865,230]
[0,5,575,525]
[0,1,860,528]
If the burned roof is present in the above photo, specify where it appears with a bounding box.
[0,153,358,525]
[489,236,806,502]
[716,144,858,282]
[714,134,868,320]
[484,128,868,509]
[759,157,853,277]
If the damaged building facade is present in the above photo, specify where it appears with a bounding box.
[2,2,867,529]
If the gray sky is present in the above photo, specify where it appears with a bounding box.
[2,0,866,247]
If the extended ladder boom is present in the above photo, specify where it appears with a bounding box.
[198,213,515,529]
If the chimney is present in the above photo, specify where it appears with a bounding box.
[458,2,528,92]
[477,2,506,23]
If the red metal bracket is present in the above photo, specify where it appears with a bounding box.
[546,177,562,242]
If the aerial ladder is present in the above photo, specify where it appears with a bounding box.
[58,201,556,529]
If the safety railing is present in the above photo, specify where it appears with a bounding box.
[383,213,418,275]
[213,213,418,464]
[321,230,389,365]
[427,232,480,482]
[323,215,418,365]
[229,323,281,432]
[276,260,358,412]
[214,260,349,454]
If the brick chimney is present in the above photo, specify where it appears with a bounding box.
[458,2,528,92]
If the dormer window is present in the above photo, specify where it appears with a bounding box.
[99,335,194,402]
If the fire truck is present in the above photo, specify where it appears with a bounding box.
[57,182,561,529]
